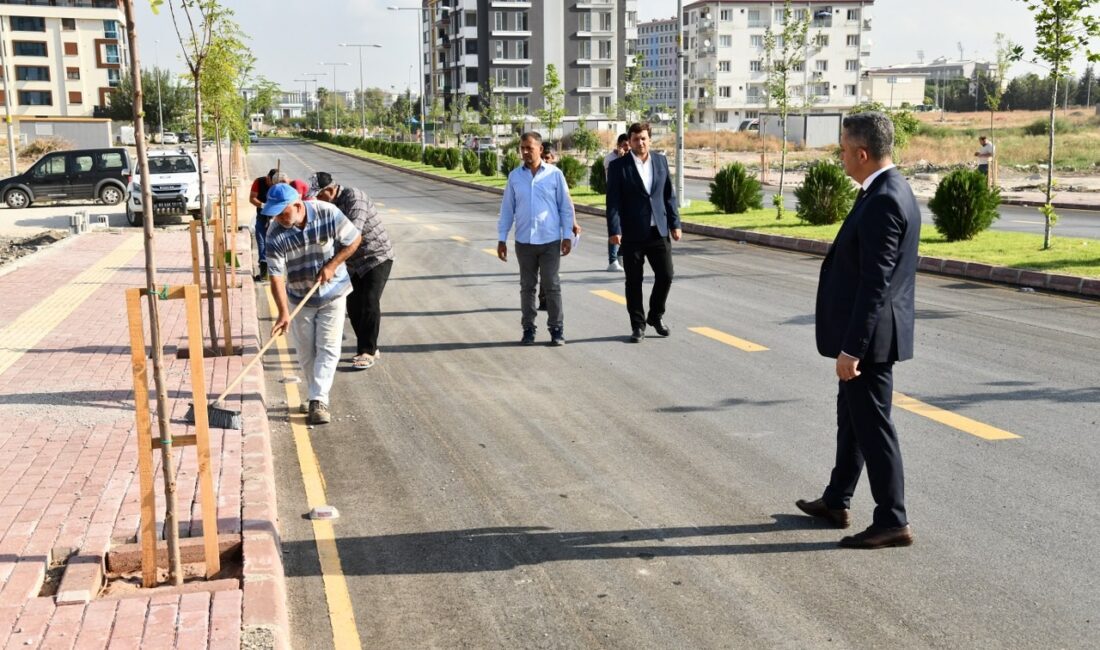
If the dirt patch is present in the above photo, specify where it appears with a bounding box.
[100,542,243,598]
[0,229,69,267]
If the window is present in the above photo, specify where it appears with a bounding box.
[68,91,83,104]
[108,69,121,87]
[493,40,504,58]
[98,152,125,171]
[749,60,763,72]
[73,155,94,173]
[62,17,76,30]
[465,11,477,27]
[64,42,78,56]
[579,68,592,87]
[846,59,859,72]
[514,96,528,110]
[792,61,805,72]
[33,155,66,177]
[103,20,118,39]
[65,67,80,80]
[794,9,808,21]
[515,40,528,59]
[814,34,829,47]
[720,9,732,21]
[494,68,508,86]
[719,34,732,47]
[15,66,50,81]
[10,16,45,32]
[14,41,48,57]
[599,12,611,31]
[847,9,861,21]
[517,68,529,87]
[748,9,764,26]
[718,60,730,72]
[719,86,731,97]
[815,60,828,72]
[845,84,857,96]
[465,67,478,82]
[515,11,527,31]
[774,9,785,22]
[577,96,590,114]
[598,40,611,59]
[598,95,611,114]
[578,40,591,59]
[19,90,53,106]
[750,35,764,48]
[493,11,504,31]
[847,34,860,47]
[716,110,729,122]
[579,12,591,32]
[465,40,478,54]
[599,69,612,88]
[105,44,120,64]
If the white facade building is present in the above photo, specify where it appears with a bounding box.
[678,0,874,130]
[0,0,127,118]
[638,16,678,114]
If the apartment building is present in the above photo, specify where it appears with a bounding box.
[0,0,127,118]
[677,0,873,129]
[638,16,678,114]
[423,0,638,132]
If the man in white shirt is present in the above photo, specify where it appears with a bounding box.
[974,136,995,176]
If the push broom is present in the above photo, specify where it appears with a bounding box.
[185,278,321,429]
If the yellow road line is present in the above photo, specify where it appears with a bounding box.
[266,292,363,648]
[688,326,769,352]
[0,234,143,378]
[1011,220,1044,225]
[894,392,1021,441]
[482,248,499,257]
[450,235,469,243]
[591,289,627,305]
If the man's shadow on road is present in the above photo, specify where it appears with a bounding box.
[281,516,838,577]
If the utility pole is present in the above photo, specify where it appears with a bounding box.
[155,40,165,143]
[304,72,325,130]
[675,0,686,207]
[0,17,18,173]
[390,4,450,153]
[340,43,382,138]
[320,62,350,131]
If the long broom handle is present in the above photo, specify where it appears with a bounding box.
[213,278,321,404]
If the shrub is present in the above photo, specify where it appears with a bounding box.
[462,148,479,174]
[18,137,72,159]
[421,146,433,165]
[708,163,763,214]
[557,155,586,189]
[794,160,858,225]
[928,168,1001,241]
[479,151,498,177]
[1023,117,1074,136]
[589,159,607,194]
[500,151,522,175]
[432,148,448,168]
[444,147,461,170]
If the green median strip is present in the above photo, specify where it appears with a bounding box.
[309,140,1100,279]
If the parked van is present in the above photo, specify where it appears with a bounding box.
[0,148,131,209]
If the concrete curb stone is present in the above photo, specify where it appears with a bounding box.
[311,142,1097,300]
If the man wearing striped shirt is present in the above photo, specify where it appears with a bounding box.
[496,131,575,346]
[263,183,362,425]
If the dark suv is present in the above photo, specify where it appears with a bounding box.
[0,147,131,209]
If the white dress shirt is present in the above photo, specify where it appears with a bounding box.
[861,164,895,192]
[631,151,655,226]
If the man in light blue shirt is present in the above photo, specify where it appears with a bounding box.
[497,131,575,346]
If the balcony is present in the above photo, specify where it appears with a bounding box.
[490,28,532,37]
[745,95,766,105]
[696,45,716,57]
[492,57,532,66]
[576,0,613,7]
[491,0,531,7]
[747,19,769,28]
[697,18,715,32]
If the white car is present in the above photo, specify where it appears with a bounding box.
[126,150,202,226]
[162,132,180,145]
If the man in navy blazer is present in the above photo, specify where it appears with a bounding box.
[606,122,682,343]
[797,111,921,550]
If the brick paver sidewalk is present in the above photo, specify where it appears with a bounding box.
[0,221,288,648]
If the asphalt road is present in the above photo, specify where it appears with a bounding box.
[681,178,1100,239]
[253,139,1100,649]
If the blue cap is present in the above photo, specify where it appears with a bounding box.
[260,183,301,216]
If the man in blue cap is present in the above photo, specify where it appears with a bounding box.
[262,183,362,425]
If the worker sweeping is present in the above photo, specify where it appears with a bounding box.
[263,182,361,425]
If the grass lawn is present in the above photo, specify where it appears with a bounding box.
[312,140,1100,278]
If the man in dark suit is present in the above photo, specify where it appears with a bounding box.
[796,111,921,549]
[606,122,682,343]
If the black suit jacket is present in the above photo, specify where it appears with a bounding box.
[815,167,921,363]
[606,152,681,243]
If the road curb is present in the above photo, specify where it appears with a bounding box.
[310,141,1098,300]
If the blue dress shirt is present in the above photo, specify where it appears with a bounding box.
[497,162,575,245]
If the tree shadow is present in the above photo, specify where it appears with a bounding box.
[386,307,519,317]
[656,397,796,413]
[283,517,839,577]
[909,385,1100,407]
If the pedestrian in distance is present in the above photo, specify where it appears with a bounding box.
[602,133,630,272]
[974,135,995,177]
[605,122,681,343]
[263,183,362,425]
[796,111,921,549]
[497,131,576,346]
[311,171,394,371]
[248,168,278,280]
[535,144,581,312]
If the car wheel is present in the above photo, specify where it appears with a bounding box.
[126,202,143,227]
[99,184,124,205]
[4,188,30,209]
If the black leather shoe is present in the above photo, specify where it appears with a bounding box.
[839,524,913,549]
[521,328,536,345]
[646,317,670,337]
[795,498,851,528]
[629,328,645,343]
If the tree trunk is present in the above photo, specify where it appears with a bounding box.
[122,0,183,586]
[777,108,788,220]
[193,84,219,349]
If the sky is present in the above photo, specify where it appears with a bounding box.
[132,0,1094,94]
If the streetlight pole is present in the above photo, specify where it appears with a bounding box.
[319,62,350,132]
[303,72,326,130]
[155,40,165,143]
[340,43,382,138]
[0,17,18,172]
[390,5,450,153]
[294,78,317,129]
[675,0,686,207]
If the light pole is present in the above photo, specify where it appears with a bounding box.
[0,16,18,172]
[303,72,326,130]
[675,0,687,207]
[319,62,350,131]
[155,40,165,143]
[389,4,450,153]
[294,78,318,129]
[340,43,382,137]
